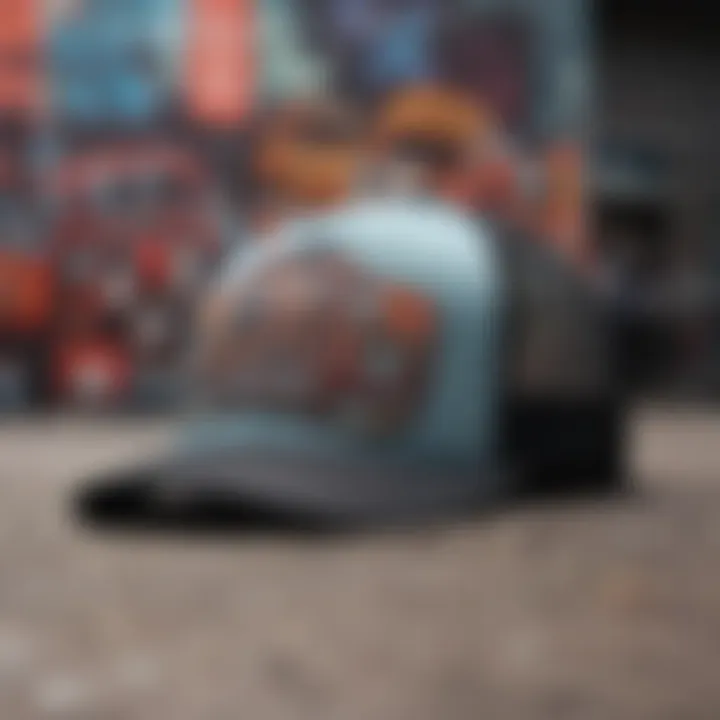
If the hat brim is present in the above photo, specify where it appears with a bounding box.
[77,446,497,526]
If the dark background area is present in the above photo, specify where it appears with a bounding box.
[595,0,720,396]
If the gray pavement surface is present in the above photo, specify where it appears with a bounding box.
[1,408,719,719]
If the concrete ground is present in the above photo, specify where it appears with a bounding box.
[0,408,719,719]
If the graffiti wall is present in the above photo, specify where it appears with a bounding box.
[47,0,184,128]
[1,0,592,412]
[0,0,44,118]
[255,0,592,264]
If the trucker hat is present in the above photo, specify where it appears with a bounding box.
[79,197,606,524]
